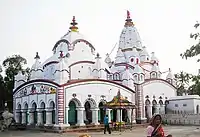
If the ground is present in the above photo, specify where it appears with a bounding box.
[0,126,200,137]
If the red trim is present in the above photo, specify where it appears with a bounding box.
[142,78,177,89]
[60,79,135,93]
[43,61,59,68]
[69,61,95,67]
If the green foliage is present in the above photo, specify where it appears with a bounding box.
[0,55,28,110]
[178,22,200,96]
[180,22,200,61]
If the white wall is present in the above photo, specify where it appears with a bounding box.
[70,63,93,79]
[64,80,135,108]
[142,80,177,104]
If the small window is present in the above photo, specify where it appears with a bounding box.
[183,104,187,107]
[175,104,178,107]
[81,66,83,68]
[78,71,80,73]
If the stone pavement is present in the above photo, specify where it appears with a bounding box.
[0,126,200,137]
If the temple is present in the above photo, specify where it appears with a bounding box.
[13,11,177,129]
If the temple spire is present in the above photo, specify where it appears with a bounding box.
[124,10,134,27]
[34,52,40,59]
[69,16,78,32]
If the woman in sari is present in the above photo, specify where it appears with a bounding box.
[147,114,172,137]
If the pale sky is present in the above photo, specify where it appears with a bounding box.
[0,0,200,76]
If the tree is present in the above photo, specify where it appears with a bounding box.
[175,71,192,95]
[2,55,27,110]
[179,22,200,96]
[0,65,6,110]
[180,22,200,61]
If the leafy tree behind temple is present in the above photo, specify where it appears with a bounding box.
[178,22,200,96]
[1,55,28,110]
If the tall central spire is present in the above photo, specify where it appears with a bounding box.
[69,16,78,32]
[124,10,134,27]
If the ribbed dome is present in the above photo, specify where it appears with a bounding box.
[118,11,142,51]
[140,46,149,56]
[122,67,134,80]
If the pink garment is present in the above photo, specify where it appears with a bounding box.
[147,125,154,136]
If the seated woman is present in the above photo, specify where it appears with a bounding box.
[147,114,172,137]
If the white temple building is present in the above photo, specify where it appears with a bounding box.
[13,11,177,128]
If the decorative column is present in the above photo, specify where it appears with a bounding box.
[37,109,43,125]
[91,108,99,125]
[57,87,65,125]
[117,109,122,122]
[132,109,136,123]
[136,85,146,123]
[106,109,112,123]
[65,107,70,126]
[147,105,152,118]
[155,104,160,114]
[21,110,27,124]
[45,109,53,125]
[76,107,85,126]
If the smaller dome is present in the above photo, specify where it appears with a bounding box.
[15,71,26,81]
[54,51,69,73]
[115,49,126,63]
[166,68,174,79]
[151,63,159,72]
[150,52,159,63]
[140,46,149,57]
[31,52,42,71]
[93,53,110,71]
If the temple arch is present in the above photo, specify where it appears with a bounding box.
[31,102,37,124]
[152,100,157,115]
[68,98,81,125]
[39,102,46,124]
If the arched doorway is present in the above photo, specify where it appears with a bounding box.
[84,101,92,124]
[32,102,37,124]
[152,100,157,115]
[196,105,199,114]
[17,104,22,124]
[112,109,117,122]
[98,102,106,123]
[122,109,128,122]
[49,101,55,124]
[145,99,151,121]
[68,101,77,125]
[40,102,46,124]
[24,103,28,124]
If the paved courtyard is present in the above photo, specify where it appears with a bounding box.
[0,126,200,137]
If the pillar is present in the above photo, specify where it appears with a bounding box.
[106,109,112,123]
[127,109,132,123]
[21,110,27,124]
[154,104,160,114]
[37,110,43,125]
[132,109,136,123]
[45,109,52,125]
[57,87,64,124]
[147,105,152,118]
[65,107,70,126]
[117,109,122,122]
[160,104,165,114]
[28,111,34,125]
[91,108,99,125]
[15,111,20,123]
[76,107,85,126]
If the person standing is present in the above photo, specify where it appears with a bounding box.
[104,115,111,134]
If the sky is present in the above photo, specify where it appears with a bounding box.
[0,0,200,76]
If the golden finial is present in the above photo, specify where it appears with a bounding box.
[124,10,134,27]
[69,16,78,32]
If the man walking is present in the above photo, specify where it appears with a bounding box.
[104,115,111,134]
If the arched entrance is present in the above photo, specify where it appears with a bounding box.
[98,102,106,123]
[24,103,28,124]
[112,109,117,122]
[32,102,37,124]
[145,99,151,121]
[17,104,22,124]
[196,105,199,114]
[84,101,92,124]
[122,109,128,122]
[40,102,46,124]
[68,101,77,125]
[49,101,55,124]
[152,100,157,115]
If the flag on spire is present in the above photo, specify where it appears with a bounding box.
[127,10,130,19]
